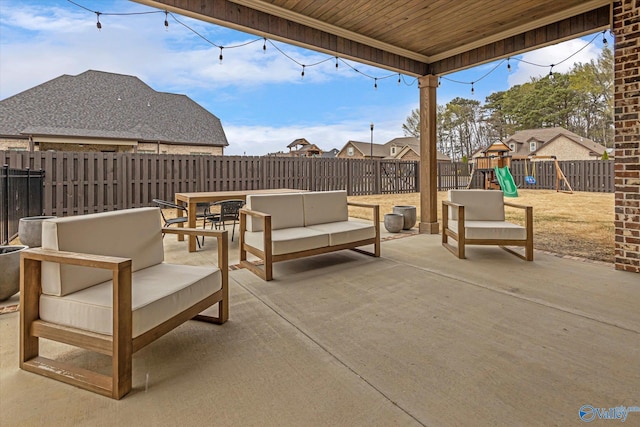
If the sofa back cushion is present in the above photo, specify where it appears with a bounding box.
[448,190,505,221]
[303,191,348,226]
[246,193,305,232]
[41,207,165,296]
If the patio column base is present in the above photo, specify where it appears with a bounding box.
[419,221,439,234]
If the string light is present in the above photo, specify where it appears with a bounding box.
[68,0,603,93]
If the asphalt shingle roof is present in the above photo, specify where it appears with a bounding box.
[0,70,228,147]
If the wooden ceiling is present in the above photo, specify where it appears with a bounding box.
[134,0,611,77]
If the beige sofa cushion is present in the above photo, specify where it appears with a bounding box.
[246,193,305,232]
[448,190,505,221]
[39,263,221,337]
[303,191,348,226]
[41,208,165,296]
[449,220,527,240]
[307,221,375,246]
[244,227,329,256]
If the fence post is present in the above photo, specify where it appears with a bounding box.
[2,165,8,244]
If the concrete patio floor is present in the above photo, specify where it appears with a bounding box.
[1,231,638,426]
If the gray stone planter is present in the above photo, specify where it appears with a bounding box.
[18,216,56,248]
[384,213,404,233]
[0,245,28,301]
[392,205,417,230]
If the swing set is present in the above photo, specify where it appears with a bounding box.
[522,156,573,193]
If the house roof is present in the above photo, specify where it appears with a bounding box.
[386,136,451,161]
[0,70,228,147]
[504,127,607,156]
[344,140,389,158]
[287,138,311,148]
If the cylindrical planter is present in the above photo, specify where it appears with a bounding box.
[0,245,28,301]
[18,216,56,248]
[384,213,404,233]
[392,205,417,230]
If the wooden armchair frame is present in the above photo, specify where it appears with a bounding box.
[238,202,380,281]
[20,227,228,400]
[442,200,533,261]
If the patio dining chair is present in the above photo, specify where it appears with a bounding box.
[202,199,245,242]
[152,198,201,248]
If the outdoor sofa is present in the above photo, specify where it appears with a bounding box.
[239,190,380,280]
[19,207,228,399]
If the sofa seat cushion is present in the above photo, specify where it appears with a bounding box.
[307,220,375,246]
[244,227,329,256]
[39,263,222,338]
[449,220,527,241]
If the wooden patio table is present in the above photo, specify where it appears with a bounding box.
[175,189,302,252]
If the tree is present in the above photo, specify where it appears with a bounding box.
[402,108,420,137]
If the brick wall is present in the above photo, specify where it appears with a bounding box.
[613,0,640,273]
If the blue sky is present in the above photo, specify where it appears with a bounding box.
[0,0,609,155]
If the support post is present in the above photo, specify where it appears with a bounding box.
[418,75,440,234]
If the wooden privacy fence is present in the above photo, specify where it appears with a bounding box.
[1,151,418,216]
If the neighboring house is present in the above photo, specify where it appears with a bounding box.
[503,127,608,160]
[0,70,229,155]
[337,136,451,162]
[321,148,339,158]
[286,138,323,157]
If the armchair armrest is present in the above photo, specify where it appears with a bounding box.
[442,200,465,230]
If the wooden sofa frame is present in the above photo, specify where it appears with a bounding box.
[442,200,533,261]
[20,227,228,400]
[238,201,380,281]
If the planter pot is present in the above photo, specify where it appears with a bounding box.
[392,205,417,230]
[384,213,404,233]
[18,216,56,248]
[0,245,28,301]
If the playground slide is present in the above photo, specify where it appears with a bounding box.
[493,166,518,197]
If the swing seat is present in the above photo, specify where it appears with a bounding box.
[525,176,536,184]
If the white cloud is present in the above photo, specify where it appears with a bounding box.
[508,38,600,86]
[224,111,412,156]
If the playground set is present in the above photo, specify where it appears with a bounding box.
[468,143,573,197]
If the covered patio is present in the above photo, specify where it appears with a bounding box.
[135,0,639,274]
[1,235,638,425]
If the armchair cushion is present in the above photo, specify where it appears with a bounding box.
[41,208,164,296]
[39,263,222,337]
[448,220,527,240]
[448,190,505,221]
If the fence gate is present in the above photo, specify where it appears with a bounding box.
[380,160,418,194]
[1,166,45,245]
